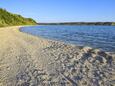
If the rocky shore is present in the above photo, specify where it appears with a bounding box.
[0,26,115,86]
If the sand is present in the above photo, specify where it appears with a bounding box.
[0,26,115,86]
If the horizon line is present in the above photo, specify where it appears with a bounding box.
[38,21,115,23]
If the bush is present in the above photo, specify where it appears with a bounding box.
[0,8,37,27]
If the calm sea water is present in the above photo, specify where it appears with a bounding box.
[20,25,115,52]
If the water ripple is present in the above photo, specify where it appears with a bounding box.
[20,25,115,52]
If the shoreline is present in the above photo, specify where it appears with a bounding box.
[20,25,115,54]
[0,26,115,86]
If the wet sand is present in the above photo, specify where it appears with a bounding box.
[0,26,115,86]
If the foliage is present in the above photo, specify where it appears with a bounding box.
[0,8,37,27]
[39,22,113,26]
[112,22,115,25]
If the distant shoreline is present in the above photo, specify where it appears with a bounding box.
[38,22,115,26]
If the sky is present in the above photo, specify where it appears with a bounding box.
[0,0,115,22]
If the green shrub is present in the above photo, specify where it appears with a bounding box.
[0,8,37,27]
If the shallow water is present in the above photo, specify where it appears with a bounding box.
[20,25,115,52]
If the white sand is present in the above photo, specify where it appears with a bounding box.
[0,26,115,86]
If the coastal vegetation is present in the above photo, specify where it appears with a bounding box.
[0,8,114,27]
[112,22,115,25]
[39,22,114,26]
[0,8,115,27]
[0,8,37,27]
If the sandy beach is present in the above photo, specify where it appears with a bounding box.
[0,26,115,86]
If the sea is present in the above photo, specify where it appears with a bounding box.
[20,25,115,52]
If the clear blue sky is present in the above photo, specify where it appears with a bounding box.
[0,0,115,22]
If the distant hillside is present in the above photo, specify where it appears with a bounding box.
[0,8,37,27]
[39,22,115,26]
[112,22,115,25]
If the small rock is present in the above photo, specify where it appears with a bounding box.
[82,46,92,52]
[98,51,107,57]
